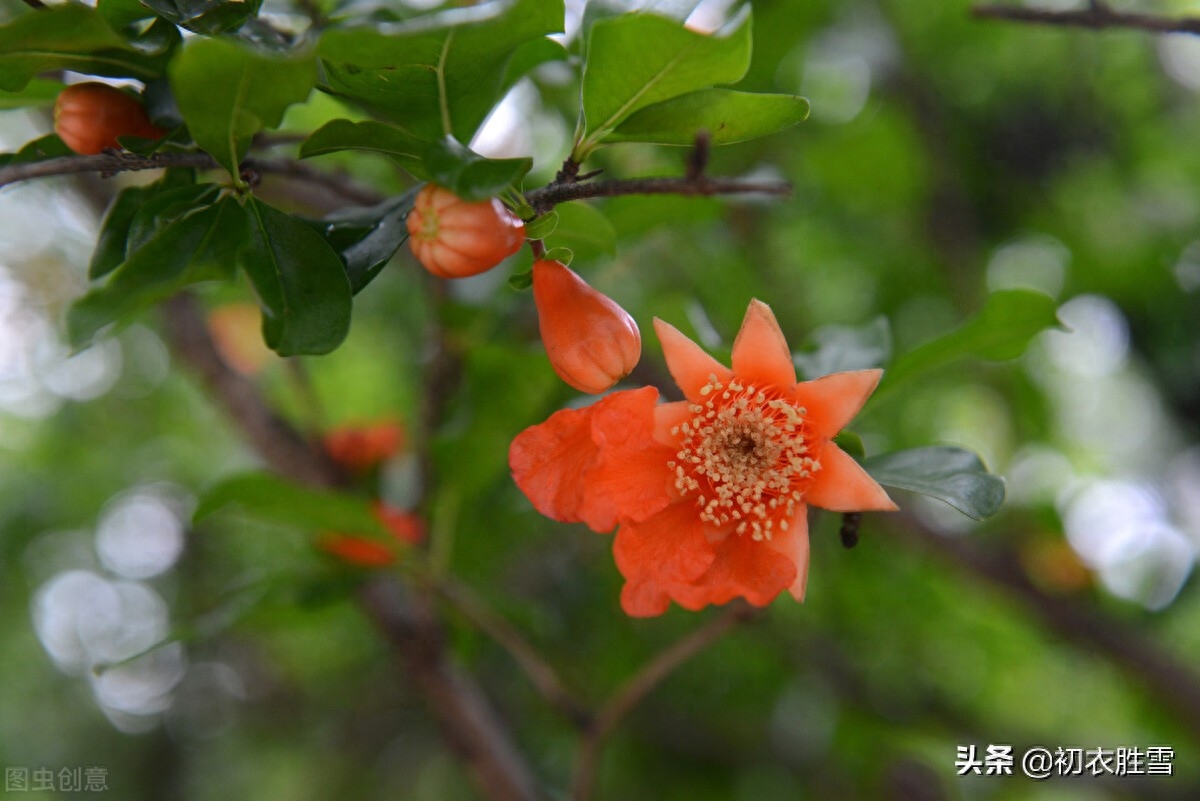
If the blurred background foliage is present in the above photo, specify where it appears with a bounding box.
[1,0,1199,799]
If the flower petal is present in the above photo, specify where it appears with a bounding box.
[671,531,797,609]
[731,299,796,390]
[765,509,810,601]
[652,400,692,448]
[653,318,732,402]
[509,404,598,526]
[620,576,672,617]
[613,501,714,585]
[793,369,883,440]
[581,387,674,530]
[805,443,898,512]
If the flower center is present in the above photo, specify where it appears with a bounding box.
[668,375,821,541]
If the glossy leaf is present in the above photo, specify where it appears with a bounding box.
[169,37,315,180]
[606,89,809,146]
[577,7,752,157]
[141,0,264,34]
[794,317,892,380]
[0,134,73,169]
[863,447,1006,520]
[307,189,419,294]
[195,472,390,538]
[524,210,559,241]
[240,199,353,356]
[124,180,215,256]
[318,0,564,142]
[300,123,529,199]
[878,290,1061,397]
[88,183,171,280]
[68,195,246,349]
[0,4,167,91]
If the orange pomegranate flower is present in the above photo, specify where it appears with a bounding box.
[323,420,404,473]
[317,503,425,568]
[509,300,897,617]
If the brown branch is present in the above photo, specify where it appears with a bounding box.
[526,173,792,216]
[972,2,1200,36]
[898,520,1200,742]
[160,292,543,801]
[360,578,545,801]
[160,294,346,489]
[570,604,758,801]
[435,578,590,727]
[0,150,384,206]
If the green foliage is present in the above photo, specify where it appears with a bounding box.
[0,4,169,91]
[304,190,418,295]
[606,89,810,146]
[317,0,565,143]
[864,447,1006,520]
[169,36,316,181]
[240,198,352,356]
[576,8,752,157]
[195,472,390,540]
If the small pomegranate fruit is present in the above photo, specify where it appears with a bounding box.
[406,184,525,278]
[54,82,166,155]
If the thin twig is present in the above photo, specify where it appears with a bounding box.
[526,174,791,215]
[0,150,385,205]
[436,578,591,727]
[570,604,758,801]
[972,2,1200,36]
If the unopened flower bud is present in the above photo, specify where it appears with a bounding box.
[532,259,641,394]
[406,184,525,278]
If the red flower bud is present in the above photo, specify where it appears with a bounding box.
[53,82,166,155]
[323,420,404,473]
[406,184,525,278]
[532,259,641,394]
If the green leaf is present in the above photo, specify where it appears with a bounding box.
[577,7,752,157]
[89,183,173,280]
[0,78,62,110]
[0,134,73,169]
[240,199,352,356]
[545,202,617,261]
[124,180,213,255]
[794,317,891,380]
[306,189,419,294]
[195,472,390,538]
[169,37,315,180]
[863,447,1006,521]
[68,195,246,349]
[833,431,865,462]
[501,36,568,93]
[317,0,564,142]
[97,0,156,28]
[0,4,168,92]
[542,246,573,265]
[878,290,1061,398]
[605,89,809,146]
[140,0,264,35]
[523,210,559,240]
[300,119,427,176]
[423,137,531,201]
[300,122,529,199]
[508,269,533,291]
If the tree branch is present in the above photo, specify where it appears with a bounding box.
[570,604,758,801]
[526,173,791,216]
[972,2,1200,36]
[0,150,384,206]
[160,291,544,801]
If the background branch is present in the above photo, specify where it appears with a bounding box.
[570,604,758,801]
[972,2,1200,36]
[526,173,791,215]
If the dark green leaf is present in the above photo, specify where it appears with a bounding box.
[125,180,214,256]
[878,290,1061,398]
[606,89,809,146]
[195,472,390,538]
[98,0,156,29]
[140,0,264,35]
[0,4,167,91]
[169,37,315,180]
[89,183,170,280]
[423,137,531,201]
[305,189,419,294]
[0,134,73,168]
[68,195,246,349]
[299,119,427,176]
[863,447,1006,520]
[794,317,891,380]
[577,7,752,157]
[317,0,564,142]
[240,199,352,356]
